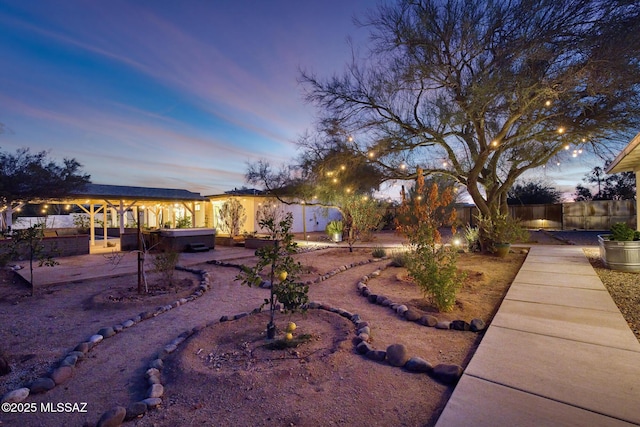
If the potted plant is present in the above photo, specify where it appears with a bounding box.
[326,220,343,243]
[598,222,640,272]
[477,213,528,257]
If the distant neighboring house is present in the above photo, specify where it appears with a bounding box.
[206,188,341,235]
[606,132,640,230]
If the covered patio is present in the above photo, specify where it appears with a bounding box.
[51,183,210,253]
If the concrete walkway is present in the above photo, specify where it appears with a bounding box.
[436,246,640,426]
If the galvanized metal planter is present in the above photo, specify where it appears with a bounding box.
[598,235,640,273]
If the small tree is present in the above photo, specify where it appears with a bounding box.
[343,195,385,251]
[396,169,465,312]
[152,250,180,292]
[218,198,246,237]
[236,212,308,339]
[6,224,59,295]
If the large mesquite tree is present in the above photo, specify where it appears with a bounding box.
[300,0,640,223]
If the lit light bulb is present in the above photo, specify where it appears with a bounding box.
[545,100,552,106]
[557,127,565,134]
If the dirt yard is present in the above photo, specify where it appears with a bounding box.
[0,245,525,427]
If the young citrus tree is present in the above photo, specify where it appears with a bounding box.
[236,211,307,339]
[396,169,465,312]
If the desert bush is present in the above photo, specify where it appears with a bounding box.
[389,251,409,267]
[396,168,465,312]
[372,247,386,258]
[153,250,180,290]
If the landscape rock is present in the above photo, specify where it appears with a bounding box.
[435,321,451,330]
[89,334,104,344]
[1,387,29,403]
[395,305,409,316]
[149,359,164,370]
[96,405,126,427]
[142,397,162,408]
[367,294,378,303]
[68,351,85,360]
[29,377,56,394]
[450,320,471,331]
[74,342,90,353]
[356,341,374,355]
[148,383,164,398]
[418,315,438,327]
[98,327,116,338]
[60,354,78,367]
[357,325,370,336]
[51,366,74,385]
[404,309,421,322]
[125,401,148,420]
[404,357,433,373]
[365,350,387,362]
[386,344,410,367]
[470,318,486,332]
[432,364,463,384]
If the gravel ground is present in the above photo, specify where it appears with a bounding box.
[536,230,639,343]
[583,247,640,342]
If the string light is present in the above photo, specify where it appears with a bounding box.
[557,127,565,134]
[545,100,552,107]
[491,140,499,147]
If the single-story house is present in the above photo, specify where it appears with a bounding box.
[606,132,640,230]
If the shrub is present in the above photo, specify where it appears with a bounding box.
[371,247,386,258]
[407,244,463,312]
[389,251,409,267]
[325,220,343,235]
[610,222,638,241]
[463,225,480,252]
[395,168,465,312]
[153,250,180,290]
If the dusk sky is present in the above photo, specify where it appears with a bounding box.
[0,0,607,199]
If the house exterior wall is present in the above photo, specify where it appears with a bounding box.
[208,195,341,235]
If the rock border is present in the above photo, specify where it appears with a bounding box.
[1,247,463,426]
[0,266,211,415]
[356,264,487,333]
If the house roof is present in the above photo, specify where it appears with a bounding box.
[65,183,206,202]
[607,132,640,174]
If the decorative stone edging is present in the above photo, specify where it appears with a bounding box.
[108,298,464,425]
[356,264,487,333]
[307,301,464,385]
[0,265,211,423]
[1,250,450,425]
